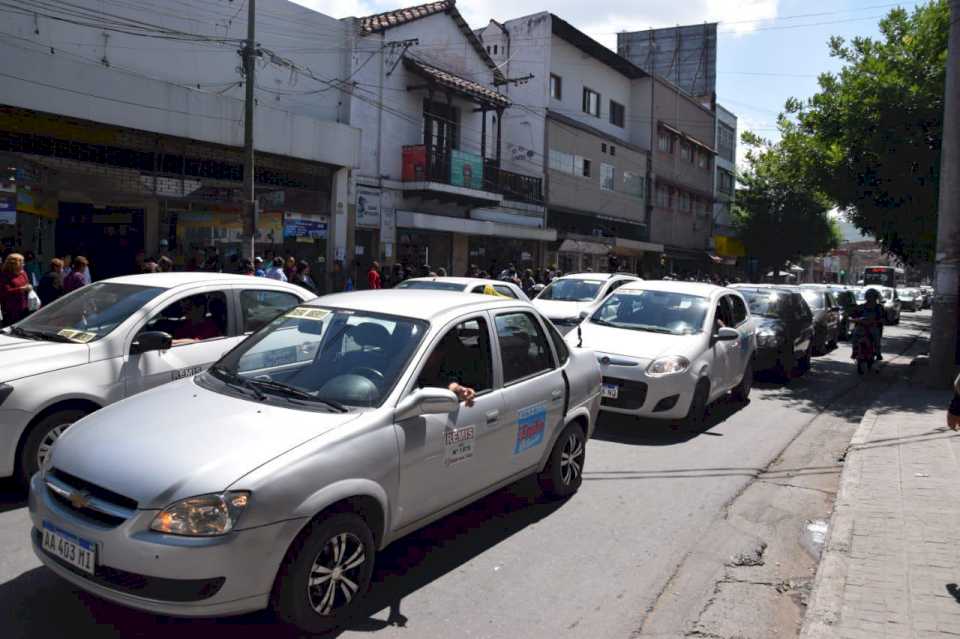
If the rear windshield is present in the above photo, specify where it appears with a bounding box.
[396,280,466,292]
[739,289,787,318]
[537,279,603,302]
[801,290,825,310]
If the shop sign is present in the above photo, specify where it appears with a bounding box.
[450,150,483,191]
[283,212,328,239]
[356,188,381,228]
[257,212,283,243]
[0,182,15,225]
[713,235,746,258]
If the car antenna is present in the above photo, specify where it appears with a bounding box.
[577,324,583,348]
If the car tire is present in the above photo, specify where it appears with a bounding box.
[538,422,587,499]
[681,379,710,430]
[272,512,376,635]
[17,408,89,486]
[731,361,753,402]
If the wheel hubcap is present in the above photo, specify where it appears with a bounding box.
[36,423,71,469]
[307,532,366,616]
[560,433,584,485]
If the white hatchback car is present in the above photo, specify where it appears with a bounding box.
[0,272,314,483]
[395,276,530,301]
[567,281,756,426]
[533,273,640,334]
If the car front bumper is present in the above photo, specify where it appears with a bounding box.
[0,408,33,477]
[29,472,306,618]
[597,356,697,420]
[752,345,784,372]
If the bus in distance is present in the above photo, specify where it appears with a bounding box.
[862,266,905,288]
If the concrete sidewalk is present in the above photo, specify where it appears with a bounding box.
[801,382,960,638]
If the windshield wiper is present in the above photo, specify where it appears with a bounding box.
[10,326,77,343]
[209,366,266,401]
[590,317,615,327]
[248,379,348,413]
[8,326,42,340]
[628,325,675,334]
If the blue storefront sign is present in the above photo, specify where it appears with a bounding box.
[283,212,328,239]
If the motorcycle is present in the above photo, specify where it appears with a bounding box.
[850,317,879,375]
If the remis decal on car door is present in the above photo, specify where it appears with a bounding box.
[443,425,475,466]
[514,403,547,454]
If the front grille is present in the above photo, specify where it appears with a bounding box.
[601,376,648,410]
[46,468,137,528]
[33,529,226,602]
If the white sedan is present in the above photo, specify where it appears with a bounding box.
[566,281,756,427]
[0,272,314,483]
[396,277,530,301]
[533,273,640,333]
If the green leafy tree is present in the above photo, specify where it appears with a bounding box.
[734,132,840,274]
[781,0,949,265]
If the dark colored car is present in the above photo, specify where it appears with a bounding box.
[831,289,858,340]
[798,286,841,354]
[733,285,815,381]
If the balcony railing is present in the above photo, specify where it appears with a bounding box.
[402,145,542,204]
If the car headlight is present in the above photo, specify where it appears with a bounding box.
[646,356,690,377]
[150,492,250,536]
[0,382,12,407]
[757,329,782,347]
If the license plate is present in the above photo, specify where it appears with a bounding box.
[42,521,96,575]
[601,383,619,399]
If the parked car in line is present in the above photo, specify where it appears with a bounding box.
[898,287,920,312]
[533,273,640,334]
[797,286,841,354]
[860,286,900,325]
[0,273,314,484]
[732,285,815,381]
[395,276,530,301]
[29,290,601,632]
[568,281,755,427]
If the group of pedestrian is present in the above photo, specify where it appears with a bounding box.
[0,250,91,327]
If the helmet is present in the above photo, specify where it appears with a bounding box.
[865,288,880,301]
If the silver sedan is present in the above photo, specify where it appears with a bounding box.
[28,290,601,633]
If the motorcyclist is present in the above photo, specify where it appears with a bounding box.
[851,288,884,362]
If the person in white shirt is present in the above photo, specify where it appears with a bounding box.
[265,257,287,282]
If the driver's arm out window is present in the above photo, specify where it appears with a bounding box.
[417,318,493,392]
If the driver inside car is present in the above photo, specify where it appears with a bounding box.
[172,295,222,346]
[418,330,479,407]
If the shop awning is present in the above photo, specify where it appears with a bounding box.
[665,246,709,261]
[558,238,611,255]
[396,210,556,241]
[613,238,664,257]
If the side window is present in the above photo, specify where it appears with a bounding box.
[240,290,301,333]
[417,317,493,393]
[795,295,813,320]
[141,292,228,346]
[825,292,836,309]
[543,316,570,365]
[603,279,628,299]
[494,285,518,299]
[714,297,734,329]
[495,312,554,384]
[729,295,748,326]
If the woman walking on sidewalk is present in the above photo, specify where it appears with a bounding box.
[949,372,960,431]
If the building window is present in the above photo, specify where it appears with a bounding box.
[550,74,562,100]
[718,122,736,162]
[656,184,670,208]
[601,142,607,154]
[493,44,498,55]
[582,88,601,117]
[658,130,672,153]
[719,169,735,195]
[610,145,616,156]
[609,100,625,128]
[424,100,460,150]
[574,156,592,178]
[680,141,692,163]
[624,171,645,199]
[601,163,615,191]
[549,149,574,174]
[679,191,691,211]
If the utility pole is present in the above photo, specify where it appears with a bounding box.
[241,0,257,260]
[930,0,960,387]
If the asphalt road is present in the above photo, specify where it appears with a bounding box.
[0,311,931,639]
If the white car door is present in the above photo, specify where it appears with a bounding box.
[724,294,752,383]
[123,289,240,397]
[709,296,737,396]
[394,314,505,529]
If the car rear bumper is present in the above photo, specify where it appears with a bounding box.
[29,471,305,618]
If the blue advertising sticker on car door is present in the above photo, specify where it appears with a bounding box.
[514,403,547,454]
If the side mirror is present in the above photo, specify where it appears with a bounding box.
[713,327,739,342]
[131,331,172,354]
[395,387,460,421]
[578,310,589,320]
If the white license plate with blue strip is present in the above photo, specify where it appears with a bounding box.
[42,521,96,575]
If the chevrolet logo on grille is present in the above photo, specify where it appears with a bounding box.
[68,490,92,510]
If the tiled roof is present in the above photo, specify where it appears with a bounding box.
[359,1,452,34]
[404,58,510,108]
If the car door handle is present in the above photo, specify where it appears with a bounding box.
[551,389,564,400]
[486,410,500,424]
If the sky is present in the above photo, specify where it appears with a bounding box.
[295,0,924,154]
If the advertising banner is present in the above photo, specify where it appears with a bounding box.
[0,182,15,225]
[284,212,328,239]
[356,188,381,228]
[450,150,484,191]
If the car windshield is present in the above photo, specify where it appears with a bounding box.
[858,288,890,302]
[537,279,603,302]
[395,280,466,292]
[740,289,786,318]
[207,306,428,409]
[835,291,856,306]
[801,290,825,310]
[591,290,709,335]
[10,283,164,343]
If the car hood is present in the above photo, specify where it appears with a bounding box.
[752,317,785,332]
[0,334,90,382]
[50,378,362,508]
[532,299,593,320]
[572,321,703,364]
